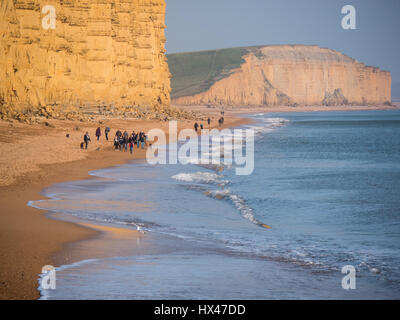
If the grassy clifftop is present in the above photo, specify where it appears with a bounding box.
[167,47,248,99]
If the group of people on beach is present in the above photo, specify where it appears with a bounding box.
[195,116,223,130]
[218,111,225,126]
[194,117,213,133]
[81,127,147,154]
[113,129,147,154]
[81,111,225,151]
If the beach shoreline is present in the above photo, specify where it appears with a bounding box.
[0,114,247,300]
[173,103,400,115]
[1,104,399,300]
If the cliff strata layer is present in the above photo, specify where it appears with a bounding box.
[0,0,171,119]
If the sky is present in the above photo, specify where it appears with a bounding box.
[165,0,400,98]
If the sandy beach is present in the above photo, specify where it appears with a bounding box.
[1,104,399,299]
[2,0,399,302]
[0,113,247,299]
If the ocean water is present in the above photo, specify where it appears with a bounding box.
[31,110,400,299]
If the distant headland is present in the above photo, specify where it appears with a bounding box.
[168,45,391,107]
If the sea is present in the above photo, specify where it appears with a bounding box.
[29,110,400,299]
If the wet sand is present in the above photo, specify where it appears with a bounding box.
[0,115,247,299]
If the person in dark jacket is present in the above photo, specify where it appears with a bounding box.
[84,132,91,149]
[95,127,101,141]
[123,131,129,151]
[113,135,119,150]
[140,132,147,149]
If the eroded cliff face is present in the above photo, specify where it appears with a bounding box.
[0,0,170,115]
[173,45,391,106]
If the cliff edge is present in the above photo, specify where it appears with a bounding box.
[0,0,171,118]
[168,45,391,107]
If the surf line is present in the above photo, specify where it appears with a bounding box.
[146,121,255,176]
[203,189,272,230]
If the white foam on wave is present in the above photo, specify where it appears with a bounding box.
[38,258,100,300]
[172,172,229,186]
[245,117,290,137]
[262,117,290,125]
[204,189,266,227]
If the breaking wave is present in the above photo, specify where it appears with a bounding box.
[246,117,290,136]
[172,172,229,186]
[203,189,271,229]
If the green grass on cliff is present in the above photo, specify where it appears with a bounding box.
[167,47,249,99]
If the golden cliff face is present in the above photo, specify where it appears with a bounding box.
[173,45,391,106]
[0,0,170,113]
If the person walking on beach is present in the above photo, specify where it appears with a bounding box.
[118,135,123,151]
[132,131,137,147]
[137,131,141,148]
[123,137,128,152]
[140,132,147,149]
[84,132,91,149]
[194,122,199,132]
[207,117,211,127]
[131,130,135,143]
[105,127,110,141]
[123,131,129,152]
[138,132,143,149]
[129,141,134,154]
[200,124,204,130]
[113,135,119,150]
[95,127,101,141]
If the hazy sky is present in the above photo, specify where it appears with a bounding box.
[165,0,400,98]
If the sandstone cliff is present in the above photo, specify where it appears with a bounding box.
[0,0,171,118]
[169,45,391,106]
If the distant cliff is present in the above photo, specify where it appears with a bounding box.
[168,45,391,106]
[0,0,170,117]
